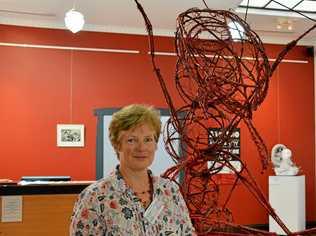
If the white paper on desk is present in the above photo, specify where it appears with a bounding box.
[1,196,23,222]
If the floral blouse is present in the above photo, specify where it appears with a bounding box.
[70,167,196,236]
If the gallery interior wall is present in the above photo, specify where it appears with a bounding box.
[0,24,314,225]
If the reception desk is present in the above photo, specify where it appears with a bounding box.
[0,182,92,236]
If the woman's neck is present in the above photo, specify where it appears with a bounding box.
[119,166,153,208]
[119,166,149,190]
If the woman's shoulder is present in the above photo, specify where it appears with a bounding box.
[79,174,117,198]
[155,175,179,190]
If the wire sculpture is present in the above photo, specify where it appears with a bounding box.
[134,0,316,235]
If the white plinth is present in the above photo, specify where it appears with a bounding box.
[269,175,305,235]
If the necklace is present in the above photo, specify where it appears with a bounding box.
[134,174,153,208]
[134,189,151,195]
[120,168,153,208]
[135,189,152,207]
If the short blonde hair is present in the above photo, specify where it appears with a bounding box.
[109,104,161,152]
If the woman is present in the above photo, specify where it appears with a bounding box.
[70,104,196,235]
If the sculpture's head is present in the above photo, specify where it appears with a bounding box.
[281,148,292,160]
[175,9,271,118]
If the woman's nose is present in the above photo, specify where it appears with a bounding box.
[135,140,146,150]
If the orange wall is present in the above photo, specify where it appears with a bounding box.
[0,24,314,225]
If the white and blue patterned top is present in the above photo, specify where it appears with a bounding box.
[70,166,196,236]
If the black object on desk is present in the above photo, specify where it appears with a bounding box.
[21,176,71,181]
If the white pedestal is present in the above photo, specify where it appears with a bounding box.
[269,175,305,235]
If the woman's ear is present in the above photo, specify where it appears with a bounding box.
[113,143,121,158]
[114,140,121,152]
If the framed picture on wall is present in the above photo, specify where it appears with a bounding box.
[208,128,240,159]
[208,127,241,174]
[57,124,85,147]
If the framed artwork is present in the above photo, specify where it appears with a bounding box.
[208,128,240,159]
[57,124,85,147]
[208,128,241,174]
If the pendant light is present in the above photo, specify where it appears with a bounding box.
[64,9,85,33]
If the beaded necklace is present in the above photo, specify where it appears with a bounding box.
[134,173,153,208]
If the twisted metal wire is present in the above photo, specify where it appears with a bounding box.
[134,1,316,235]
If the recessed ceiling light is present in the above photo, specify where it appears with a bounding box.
[276,19,294,31]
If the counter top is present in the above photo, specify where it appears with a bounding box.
[0,181,94,196]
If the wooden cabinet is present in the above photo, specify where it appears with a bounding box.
[0,183,90,236]
[0,194,78,236]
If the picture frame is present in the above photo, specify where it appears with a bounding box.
[208,128,240,159]
[57,124,85,147]
[208,127,241,174]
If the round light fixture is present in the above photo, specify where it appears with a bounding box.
[64,9,85,33]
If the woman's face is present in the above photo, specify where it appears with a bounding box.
[117,123,157,172]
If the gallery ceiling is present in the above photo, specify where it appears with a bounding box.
[0,0,315,45]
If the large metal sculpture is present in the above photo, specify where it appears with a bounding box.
[134,0,316,235]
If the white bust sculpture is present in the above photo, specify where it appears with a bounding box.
[271,144,299,176]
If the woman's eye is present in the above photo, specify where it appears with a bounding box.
[127,138,136,144]
[144,137,154,143]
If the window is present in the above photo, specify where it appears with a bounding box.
[239,0,316,14]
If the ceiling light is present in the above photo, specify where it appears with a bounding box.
[64,9,85,33]
[276,19,294,31]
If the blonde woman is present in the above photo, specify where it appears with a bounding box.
[70,104,196,235]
